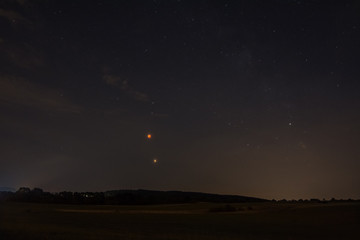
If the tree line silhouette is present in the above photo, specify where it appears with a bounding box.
[0,187,267,205]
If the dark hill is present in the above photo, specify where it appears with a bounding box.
[104,189,267,204]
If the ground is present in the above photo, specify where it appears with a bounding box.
[1,202,359,239]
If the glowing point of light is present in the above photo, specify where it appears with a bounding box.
[147,134,152,139]
[153,159,157,163]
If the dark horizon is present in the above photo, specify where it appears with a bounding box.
[2,186,359,202]
[1,0,360,200]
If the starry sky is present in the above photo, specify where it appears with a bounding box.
[1,0,360,200]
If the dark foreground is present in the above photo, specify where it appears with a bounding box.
[1,202,359,239]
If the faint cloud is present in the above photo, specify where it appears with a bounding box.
[0,75,82,113]
[0,8,29,25]
[0,3,42,70]
[103,74,120,87]
[103,74,149,102]
[15,0,29,6]
[0,42,44,69]
[298,142,307,150]
[0,0,33,24]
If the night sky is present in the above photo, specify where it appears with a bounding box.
[1,0,360,200]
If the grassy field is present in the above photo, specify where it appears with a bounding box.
[1,201,359,239]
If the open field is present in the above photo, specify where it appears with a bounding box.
[1,201,359,239]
